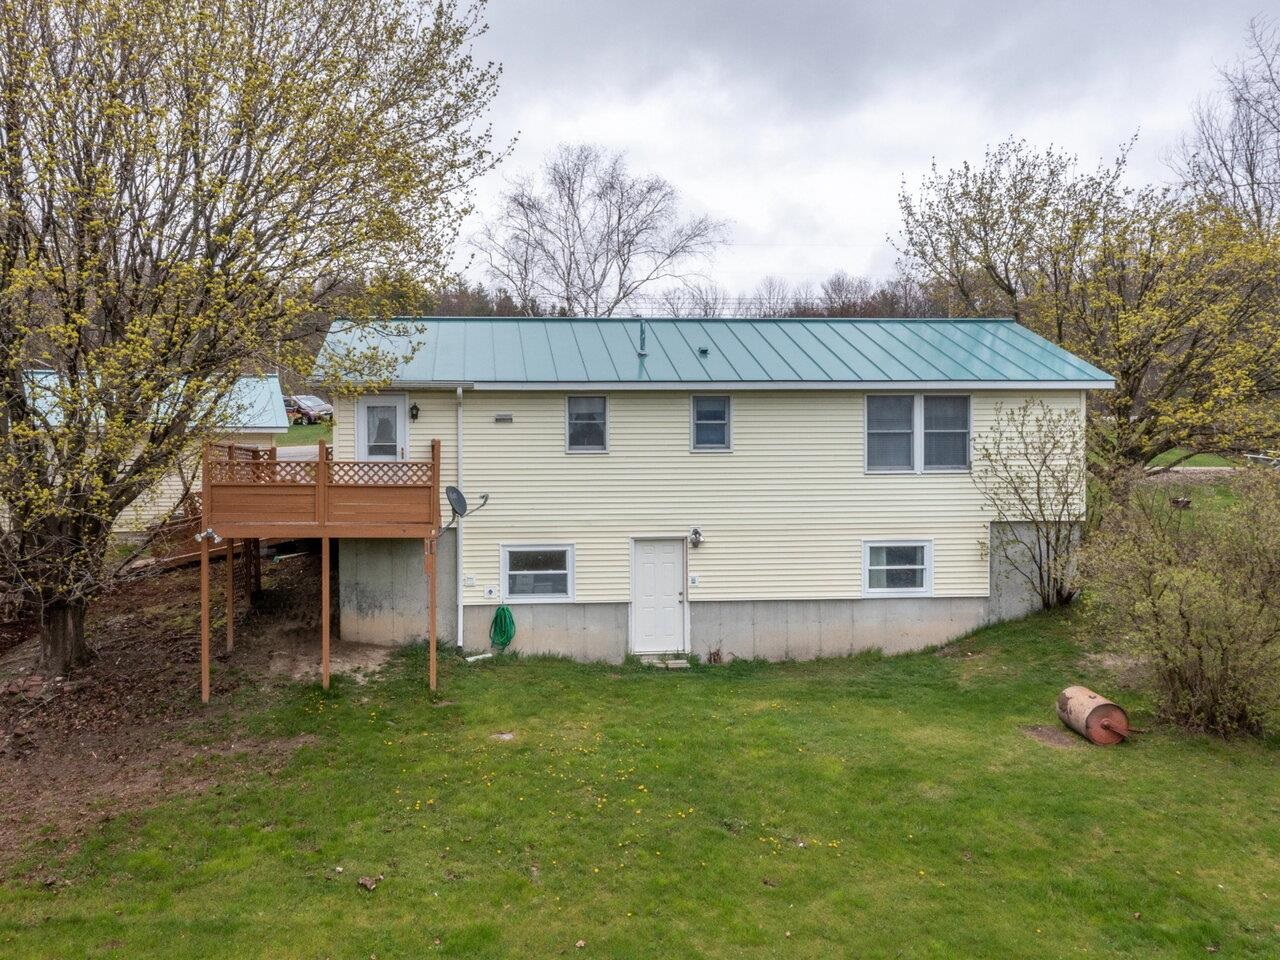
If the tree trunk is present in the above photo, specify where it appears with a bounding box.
[39,595,90,675]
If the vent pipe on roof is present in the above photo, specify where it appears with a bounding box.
[638,319,647,358]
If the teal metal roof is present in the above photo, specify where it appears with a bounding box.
[25,372,289,431]
[323,318,1113,389]
[227,375,289,431]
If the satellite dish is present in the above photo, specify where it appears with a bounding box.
[446,486,468,517]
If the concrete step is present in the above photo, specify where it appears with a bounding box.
[641,657,690,670]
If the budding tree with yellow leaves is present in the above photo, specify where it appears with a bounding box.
[0,0,501,672]
[896,137,1280,475]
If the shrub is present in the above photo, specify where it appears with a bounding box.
[1081,470,1280,737]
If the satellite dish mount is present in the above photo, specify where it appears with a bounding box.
[443,485,489,531]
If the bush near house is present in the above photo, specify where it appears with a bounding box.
[1082,470,1280,737]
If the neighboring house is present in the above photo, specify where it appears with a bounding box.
[320,317,1111,662]
[117,375,290,531]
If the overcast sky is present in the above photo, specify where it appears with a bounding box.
[465,1,1266,296]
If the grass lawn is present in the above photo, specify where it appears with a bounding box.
[1147,447,1237,468]
[280,421,332,447]
[3,614,1278,959]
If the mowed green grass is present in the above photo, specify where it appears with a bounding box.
[279,420,332,447]
[3,614,1278,959]
[1147,448,1237,467]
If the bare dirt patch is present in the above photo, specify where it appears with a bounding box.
[0,548,377,869]
[1021,724,1084,749]
[1081,651,1149,688]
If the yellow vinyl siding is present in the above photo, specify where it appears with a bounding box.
[115,431,279,532]
[332,393,458,519]
[336,389,1084,604]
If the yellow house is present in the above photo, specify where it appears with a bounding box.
[323,318,1111,662]
[117,375,290,532]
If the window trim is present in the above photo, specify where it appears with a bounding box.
[862,539,934,598]
[690,394,732,452]
[864,393,971,474]
[500,544,576,603]
[565,395,608,454]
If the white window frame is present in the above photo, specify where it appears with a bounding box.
[355,393,407,462]
[864,393,971,474]
[862,539,934,598]
[690,394,732,452]
[500,544,576,603]
[864,392,917,473]
[565,395,608,454]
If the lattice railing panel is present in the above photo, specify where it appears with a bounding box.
[326,460,434,486]
[207,442,272,462]
[207,460,318,484]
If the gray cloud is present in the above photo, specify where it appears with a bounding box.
[467,1,1266,291]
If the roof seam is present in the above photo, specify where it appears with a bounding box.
[822,321,892,380]
[935,321,1038,380]
[870,321,951,379]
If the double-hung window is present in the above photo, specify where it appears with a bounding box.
[502,545,574,601]
[691,396,731,450]
[923,396,970,470]
[866,395,915,470]
[863,540,932,597]
[566,396,607,452]
[865,394,970,472]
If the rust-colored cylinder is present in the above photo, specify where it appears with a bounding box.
[1056,685,1130,745]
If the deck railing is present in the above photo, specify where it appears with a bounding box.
[202,439,441,538]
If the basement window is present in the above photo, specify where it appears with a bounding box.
[502,545,574,601]
[862,540,933,597]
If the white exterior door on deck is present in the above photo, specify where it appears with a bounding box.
[631,538,686,654]
[356,395,407,461]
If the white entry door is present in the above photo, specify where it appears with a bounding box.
[356,395,407,461]
[631,538,686,654]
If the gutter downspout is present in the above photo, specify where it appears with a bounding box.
[455,386,464,648]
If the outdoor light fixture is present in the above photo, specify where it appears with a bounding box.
[689,527,704,548]
[409,402,420,421]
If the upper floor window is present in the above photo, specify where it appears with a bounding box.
[865,394,970,473]
[691,396,731,450]
[566,396,607,452]
[923,396,970,470]
[866,395,915,470]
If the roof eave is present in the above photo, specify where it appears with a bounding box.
[383,378,1114,391]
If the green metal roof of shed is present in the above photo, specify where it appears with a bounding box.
[322,317,1113,389]
[26,372,289,431]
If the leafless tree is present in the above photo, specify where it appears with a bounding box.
[476,144,726,316]
[742,276,794,318]
[974,400,1090,609]
[657,280,734,318]
[1177,17,1280,234]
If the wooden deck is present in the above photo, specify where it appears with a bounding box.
[197,439,444,703]
[202,441,441,538]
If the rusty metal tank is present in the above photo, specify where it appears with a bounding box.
[1056,686,1131,744]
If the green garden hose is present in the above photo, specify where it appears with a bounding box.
[489,605,515,649]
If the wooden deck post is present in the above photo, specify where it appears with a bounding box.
[316,440,327,526]
[225,537,235,652]
[426,537,437,692]
[200,535,210,704]
[321,536,330,690]
[200,442,211,704]
[251,538,262,597]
